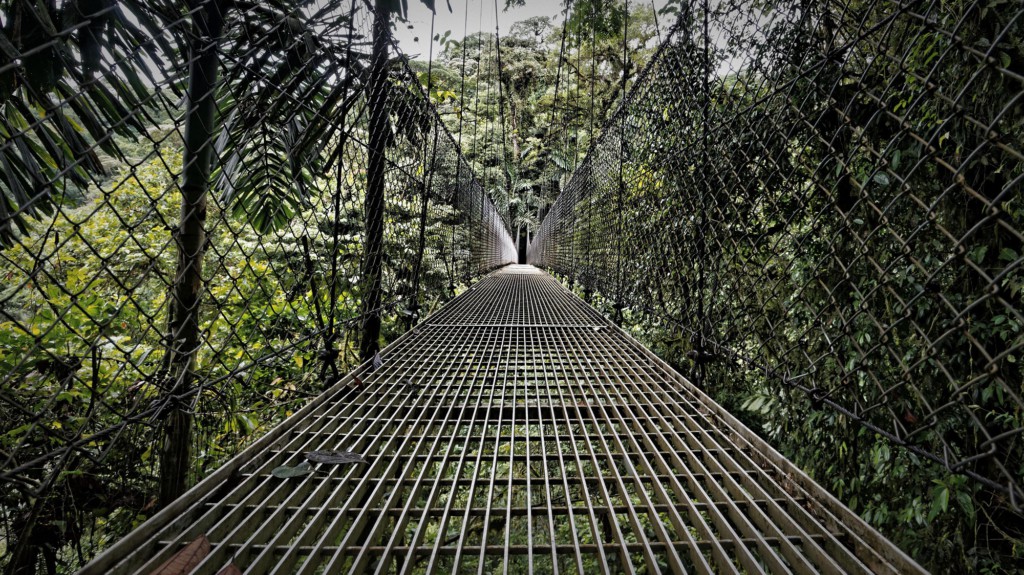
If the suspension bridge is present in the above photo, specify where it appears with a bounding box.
[81,266,921,574]
[0,0,1021,573]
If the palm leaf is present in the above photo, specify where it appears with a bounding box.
[0,0,187,245]
[214,108,313,234]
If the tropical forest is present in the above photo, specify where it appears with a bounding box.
[0,0,1022,574]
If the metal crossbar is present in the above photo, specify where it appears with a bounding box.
[82,265,923,574]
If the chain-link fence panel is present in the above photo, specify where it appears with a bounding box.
[0,1,513,572]
[531,0,1023,563]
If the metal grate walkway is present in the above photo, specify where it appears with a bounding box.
[83,266,923,575]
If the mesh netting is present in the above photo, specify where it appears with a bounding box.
[0,1,513,570]
[532,0,1024,515]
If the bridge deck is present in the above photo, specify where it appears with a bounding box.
[83,266,922,575]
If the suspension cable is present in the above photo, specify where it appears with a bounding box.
[493,0,512,200]
[451,0,472,292]
[651,0,661,44]
[324,0,361,381]
[478,7,499,243]
[570,15,583,171]
[467,0,489,277]
[583,6,597,299]
[553,1,575,279]
[614,0,630,324]
[410,10,440,325]
[588,12,597,159]
[696,0,711,382]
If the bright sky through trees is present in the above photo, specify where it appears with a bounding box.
[392,0,671,58]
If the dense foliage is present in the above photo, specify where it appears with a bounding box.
[526,0,1024,573]
[2,0,1021,572]
[416,1,661,240]
[0,0,502,573]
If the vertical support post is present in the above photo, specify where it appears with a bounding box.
[409,164,431,327]
[614,1,630,327]
[409,13,439,329]
[161,0,226,507]
[324,0,360,385]
[360,0,390,361]
[694,0,711,384]
[583,166,594,304]
[517,226,528,264]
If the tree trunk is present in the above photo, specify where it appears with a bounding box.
[160,0,226,507]
[508,93,520,162]
[360,0,390,361]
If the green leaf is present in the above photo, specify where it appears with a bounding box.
[937,486,949,512]
[928,484,949,521]
[956,491,975,519]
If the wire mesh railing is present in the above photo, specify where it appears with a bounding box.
[0,1,513,572]
[531,0,1023,565]
[80,266,926,575]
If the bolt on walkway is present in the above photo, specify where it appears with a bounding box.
[83,266,924,575]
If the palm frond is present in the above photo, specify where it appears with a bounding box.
[0,0,186,245]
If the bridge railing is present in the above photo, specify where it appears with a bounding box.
[531,0,1024,554]
[0,1,512,571]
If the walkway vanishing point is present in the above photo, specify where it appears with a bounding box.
[82,266,925,575]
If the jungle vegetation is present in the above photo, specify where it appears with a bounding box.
[0,0,1021,573]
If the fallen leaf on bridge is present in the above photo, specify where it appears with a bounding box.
[305,450,369,465]
[148,534,210,575]
[271,461,313,478]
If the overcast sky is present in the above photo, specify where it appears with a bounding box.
[391,0,669,60]
[391,1,559,59]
